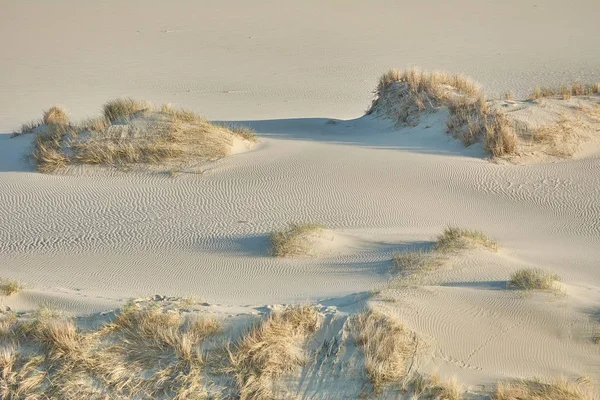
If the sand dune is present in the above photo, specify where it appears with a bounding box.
[2,1,600,398]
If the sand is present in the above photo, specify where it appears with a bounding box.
[1,1,600,398]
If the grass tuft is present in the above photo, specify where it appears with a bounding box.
[43,106,69,125]
[405,372,463,399]
[269,222,325,257]
[507,268,560,291]
[103,98,151,123]
[351,310,417,394]
[0,279,23,296]
[227,305,320,400]
[494,377,593,400]
[435,227,498,252]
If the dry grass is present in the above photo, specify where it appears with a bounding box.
[269,222,325,257]
[525,115,577,158]
[227,305,320,400]
[103,98,152,123]
[494,377,594,400]
[351,309,417,394]
[532,81,600,100]
[0,301,222,399]
[392,249,440,274]
[405,372,463,400]
[368,67,516,157]
[435,227,498,252]
[0,279,23,296]
[507,268,560,291]
[25,99,256,173]
[43,106,69,125]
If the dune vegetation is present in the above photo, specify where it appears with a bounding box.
[367,67,517,157]
[269,222,325,257]
[15,99,256,173]
[507,268,560,291]
[0,278,22,296]
[494,377,594,400]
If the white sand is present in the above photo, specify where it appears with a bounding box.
[1,0,600,397]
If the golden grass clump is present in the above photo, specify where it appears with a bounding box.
[0,279,23,296]
[494,377,594,400]
[270,222,325,257]
[435,227,498,252]
[352,309,417,394]
[24,99,256,173]
[42,105,69,125]
[227,305,320,400]
[507,268,560,291]
[103,97,151,123]
[368,67,516,157]
[405,372,463,400]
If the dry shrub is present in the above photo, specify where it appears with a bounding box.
[369,67,516,157]
[43,106,69,125]
[227,305,320,400]
[508,268,560,291]
[103,98,151,123]
[531,82,600,100]
[494,377,593,400]
[435,227,498,252]
[270,222,325,257]
[352,310,416,394]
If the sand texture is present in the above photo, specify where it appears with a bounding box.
[1,1,600,398]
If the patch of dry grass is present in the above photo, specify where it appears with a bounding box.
[405,372,463,400]
[507,268,560,291]
[532,81,600,100]
[43,106,69,125]
[0,279,23,296]
[351,309,417,394]
[392,249,440,274]
[435,227,498,252]
[1,301,222,399]
[103,98,152,123]
[24,99,256,173]
[494,377,594,400]
[227,305,320,400]
[270,222,325,257]
[368,67,516,157]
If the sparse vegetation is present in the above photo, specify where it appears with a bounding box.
[494,377,594,400]
[0,279,23,296]
[21,100,256,173]
[392,249,439,273]
[368,67,516,157]
[435,227,498,252]
[531,81,600,100]
[269,222,325,257]
[404,372,463,400]
[351,309,417,394]
[507,268,560,291]
[227,305,320,400]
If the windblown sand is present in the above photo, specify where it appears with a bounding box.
[1,1,600,398]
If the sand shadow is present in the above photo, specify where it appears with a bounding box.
[0,133,36,173]
[220,115,485,159]
[443,280,508,291]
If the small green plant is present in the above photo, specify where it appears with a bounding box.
[507,268,560,290]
